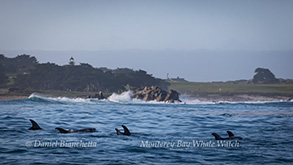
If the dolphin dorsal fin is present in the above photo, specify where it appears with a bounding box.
[227,131,234,137]
[55,127,69,133]
[212,133,222,140]
[29,119,42,130]
[122,125,131,135]
[115,128,122,135]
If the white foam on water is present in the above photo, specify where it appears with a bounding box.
[107,91,178,104]
[180,97,215,105]
[108,91,199,104]
[28,93,96,104]
[108,91,134,103]
[28,92,291,105]
[179,95,290,105]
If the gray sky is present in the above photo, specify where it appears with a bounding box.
[1,0,293,81]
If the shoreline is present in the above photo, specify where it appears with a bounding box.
[0,95,29,101]
[182,94,292,102]
[0,93,292,102]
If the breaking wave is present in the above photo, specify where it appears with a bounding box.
[108,91,133,103]
[19,92,292,105]
[28,93,104,104]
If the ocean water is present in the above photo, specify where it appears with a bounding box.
[0,92,293,164]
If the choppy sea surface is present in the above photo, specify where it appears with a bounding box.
[0,92,293,164]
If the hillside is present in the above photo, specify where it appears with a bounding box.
[0,54,169,93]
[169,81,293,102]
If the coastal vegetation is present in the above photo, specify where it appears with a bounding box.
[0,54,169,94]
[1,54,292,101]
[169,81,293,96]
[168,68,293,101]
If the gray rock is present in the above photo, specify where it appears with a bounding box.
[133,86,181,103]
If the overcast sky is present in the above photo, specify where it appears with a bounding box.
[1,0,292,81]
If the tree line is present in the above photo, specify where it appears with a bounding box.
[0,54,169,93]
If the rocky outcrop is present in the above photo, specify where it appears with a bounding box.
[88,91,105,99]
[133,86,181,103]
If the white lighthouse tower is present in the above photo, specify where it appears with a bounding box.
[69,57,75,66]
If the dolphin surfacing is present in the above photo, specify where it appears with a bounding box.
[226,131,243,140]
[212,131,243,140]
[55,127,96,133]
[115,125,131,136]
[227,131,235,137]
[28,119,42,130]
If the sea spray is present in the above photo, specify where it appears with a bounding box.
[27,92,291,105]
[108,91,133,103]
[107,91,181,104]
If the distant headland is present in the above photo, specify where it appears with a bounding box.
[1,54,293,102]
[169,68,293,102]
[0,54,168,93]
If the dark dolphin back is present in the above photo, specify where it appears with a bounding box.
[227,131,235,137]
[29,119,42,130]
[212,133,222,140]
[76,128,96,132]
[55,127,69,133]
[115,128,122,135]
[122,125,131,136]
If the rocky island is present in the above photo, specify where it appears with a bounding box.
[133,86,182,103]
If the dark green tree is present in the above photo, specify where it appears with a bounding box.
[0,64,8,85]
[252,68,279,84]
